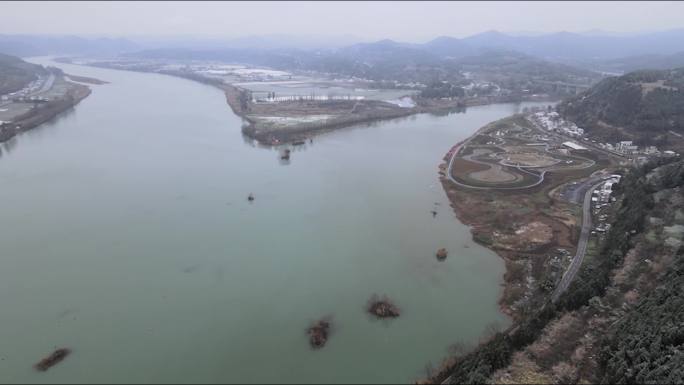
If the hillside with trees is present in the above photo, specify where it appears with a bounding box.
[558,68,684,148]
[422,157,684,384]
[0,52,45,95]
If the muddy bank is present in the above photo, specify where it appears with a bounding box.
[84,64,554,146]
[218,83,417,145]
[0,83,91,144]
[65,73,109,85]
[438,146,583,320]
[224,90,555,146]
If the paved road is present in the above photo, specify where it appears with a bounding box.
[551,179,605,302]
[33,73,55,96]
[440,177,605,385]
[565,173,604,204]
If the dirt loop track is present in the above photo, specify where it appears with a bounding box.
[447,144,549,190]
[445,122,595,191]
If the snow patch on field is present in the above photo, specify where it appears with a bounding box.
[385,96,415,108]
[256,115,335,125]
[232,68,291,77]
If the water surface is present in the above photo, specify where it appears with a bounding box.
[0,58,550,383]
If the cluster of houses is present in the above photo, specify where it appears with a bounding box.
[599,140,678,158]
[1,75,48,103]
[591,175,622,234]
[530,111,680,160]
[531,111,585,137]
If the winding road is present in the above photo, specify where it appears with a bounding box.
[551,178,604,302]
[445,119,594,191]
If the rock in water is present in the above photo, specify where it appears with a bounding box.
[307,319,331,349]
[34,348,71,371]
[367,295,401,319]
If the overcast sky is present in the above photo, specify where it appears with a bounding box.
[2,1,684,42]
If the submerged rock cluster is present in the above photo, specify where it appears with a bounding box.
[34,348,71,372]
[307,318,332,349]
[367,295,401,319]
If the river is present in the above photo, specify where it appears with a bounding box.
[0,58,551,383]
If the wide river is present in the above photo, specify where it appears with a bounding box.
[0,58,550,383]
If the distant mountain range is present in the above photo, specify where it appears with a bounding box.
[454,29,684,61]
[329,28,684,63]
[0,35,139,57]
[595,51,684,74]
[2,29,684,73]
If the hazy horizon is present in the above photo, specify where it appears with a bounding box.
[1,1,684,44]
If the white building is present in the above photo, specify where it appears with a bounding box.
[616,141,639,155]
[562,141,587,150]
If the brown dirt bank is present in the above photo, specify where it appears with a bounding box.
[439,169,577,320]
[65,73,109,85]
[437,138,614,320]
[219,81,556,145]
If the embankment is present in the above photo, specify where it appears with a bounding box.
[0,83,91,144]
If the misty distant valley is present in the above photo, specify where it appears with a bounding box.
[0,2,683,384]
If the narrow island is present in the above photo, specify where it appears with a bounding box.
[58,57,561,146]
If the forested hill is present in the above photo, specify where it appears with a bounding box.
[424,157,684,384]
[0,53,45,95]
[558,68,684,148]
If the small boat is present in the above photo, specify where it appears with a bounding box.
[292,140,306,146]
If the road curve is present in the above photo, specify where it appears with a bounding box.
[551,179,604,302]
[445,118,594,191]
[446,142,547,190]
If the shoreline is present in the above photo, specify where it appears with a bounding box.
[0,82,92,144]
[436,115,610,320]
[221,86,557,145]
[438,155,520,319]
[77,61,557,146]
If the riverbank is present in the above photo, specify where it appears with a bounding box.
[67,60,557,146]
[0,80,91,144]
[437,115,616,320]
[220,82,556,145]
[0,61,521,383]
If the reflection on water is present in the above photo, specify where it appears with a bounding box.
[428,106,468,117]
[1,135,18,155]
